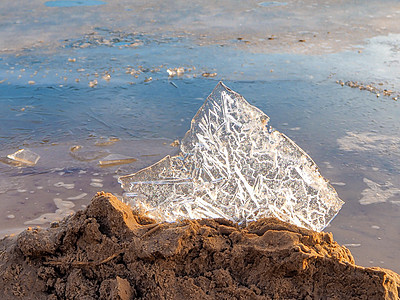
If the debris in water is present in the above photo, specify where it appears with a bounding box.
[119,82,344,231]
[89,79,98,87]
[95,137,120,146]
[167,67,185,77]
[202,72,217,77]
[7,149,40,165]
[337,80,400,100]
[170,140,180,147]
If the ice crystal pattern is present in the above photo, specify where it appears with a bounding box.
[119,82,344,231]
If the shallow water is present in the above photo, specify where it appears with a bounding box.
[1,0,400,272]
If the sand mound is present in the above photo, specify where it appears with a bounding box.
[0,192,399,299]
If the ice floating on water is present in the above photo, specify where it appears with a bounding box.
[119,82,344,231]
[7,149,40,166]
[98,154,137,167]
[69,145,109,161]
[24,198,75,225]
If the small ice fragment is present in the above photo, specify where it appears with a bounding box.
[54,198,74,209]
[54,182,75,189]
[7,149,40,165]
[98,154,136,166]
[371,225,380,229]
[24,198,75,225]
[90,182,103,188]
[343,243,361,247]
[67,193,87,200]
[70,146,109,161]
[91,178,103,182]
[95,137,119,146]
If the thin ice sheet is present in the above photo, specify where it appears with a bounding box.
[119,82,344,231]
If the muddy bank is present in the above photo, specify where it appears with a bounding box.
[0,192,399,299]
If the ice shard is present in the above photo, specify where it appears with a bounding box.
[7,149,40,166]
[119,82,344,231]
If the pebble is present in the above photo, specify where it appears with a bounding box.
[7,214,15,219]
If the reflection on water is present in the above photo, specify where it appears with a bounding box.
[1,5,400,272]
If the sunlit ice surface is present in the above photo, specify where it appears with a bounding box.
[119,82,344,231]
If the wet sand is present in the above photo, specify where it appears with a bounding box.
[0,192,399,299]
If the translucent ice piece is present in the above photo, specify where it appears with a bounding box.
[99,154,137,166]
[7,149,40,165]
[119,82,344,231]
[70,145,109,161]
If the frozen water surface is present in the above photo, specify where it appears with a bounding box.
[120,83,343,231]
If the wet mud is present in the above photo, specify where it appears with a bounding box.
[0,192,399,299]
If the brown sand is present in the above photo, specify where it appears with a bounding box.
[0,192,399,299]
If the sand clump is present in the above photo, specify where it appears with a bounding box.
[0,192,399,299]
